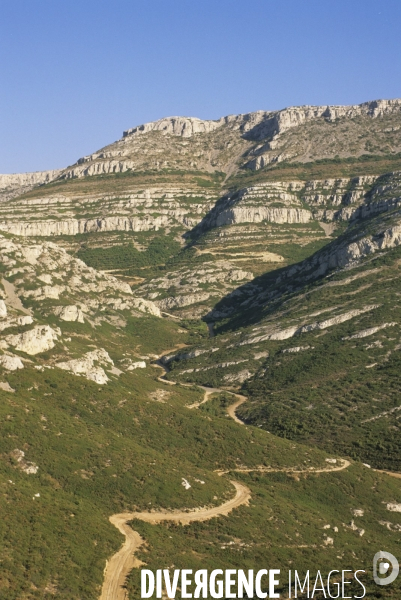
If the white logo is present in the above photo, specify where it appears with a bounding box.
[373,551,399,586]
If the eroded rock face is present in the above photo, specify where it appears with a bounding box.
[273,219,401,287]
[0,215,174,237]
[56,348,113,384]
[0,234,160,321]
[240,306,379,345]
[156,293,211,311]
[0,354,24,370]
[5,325,59,355]
[0,170,61,202]
[241,100,401,142]
[223,369,252,383]
[123,116,222,138]
[0,300,7,317]
[54,305,85,323]
[126,360,146,370]
[131,298,161,317]
[136,261,253,314]
[342,323,397,340]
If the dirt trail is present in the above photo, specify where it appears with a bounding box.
[99,519,145,600]
[99,481,250,600]
[1,278,31,315]
[151,344,188,385]
[374,469,401,480]
[187,386,226,409]
[100,347,352,599]
[216,459,351,476]
[226,395,247,424]
[187,385,247,422]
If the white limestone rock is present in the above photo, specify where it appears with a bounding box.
[0,300,7,318]
[156,293,210,310]
[282,345,313,353]
[242,305,379,345]
[124,116,222,138]
[342,323,397,340]
[5,325,59,355]
[131,298,161,317]
[10,449,39,474]
[38,274,53,284]
[0,354,24,371]
[181,478,191,490]
[126,360,146,371]
[0,315,33,333]
[54,305,85,323]
[0,215,174,237]
[24,285,66,300]
[386,503,401,513]
[56,348,114,385]
[223,369,252,383]
[0,381,15,392]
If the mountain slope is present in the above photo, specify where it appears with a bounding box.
[163,203,401,471]
[1,100,401,599]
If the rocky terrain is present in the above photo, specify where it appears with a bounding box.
[0,233,161,390]
[1,99,401,600]
[52,98,401,177]
[0,170,61,202]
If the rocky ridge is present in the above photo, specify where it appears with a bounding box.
[2,171,401,240]
[0,184,218,237]
[0,170,61,202]
[60,99,401,178]
[5,98,397,188]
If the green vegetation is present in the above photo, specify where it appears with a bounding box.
[172,209,401,471]
[127,465,401,598]
[0,339,337,598]
[2,116,401,599]
[77,232,181,274]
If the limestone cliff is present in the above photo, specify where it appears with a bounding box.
[123,116,222,138]
[0,169,62,202]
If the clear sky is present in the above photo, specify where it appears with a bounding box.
[1,0,401,173]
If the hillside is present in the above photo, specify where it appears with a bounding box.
[1,99,401,599]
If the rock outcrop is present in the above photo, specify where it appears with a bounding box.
[123,116,222,138]
[56,348,114,384]
[10,449,38,474]
[0,299,7,317]
[5,325,60,355]
[53,305,85,323]
[239,306,379,345]
[0,354,24,370]
[155,293,211,311]
[0,169,61,202]
[240,99,401,143]
[0,215,173,236]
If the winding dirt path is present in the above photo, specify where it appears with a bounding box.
[100,519,145,600]
[186,385,247,424]
[226,394,247,424]
[100,348,352,599]
[99,481,250,600]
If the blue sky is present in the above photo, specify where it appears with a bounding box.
[1,0,400,173]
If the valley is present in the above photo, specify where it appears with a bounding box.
[0,99,401,598]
